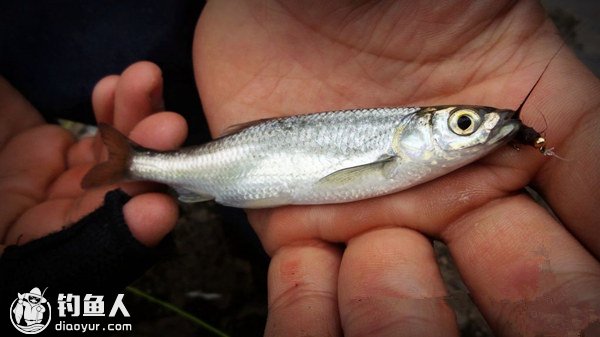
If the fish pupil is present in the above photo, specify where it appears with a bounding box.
[457,115,472,130]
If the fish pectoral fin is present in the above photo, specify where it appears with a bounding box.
[317,156,399,186]
[173,186,214,203]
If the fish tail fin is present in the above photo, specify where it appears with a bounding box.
[81,123,136,189]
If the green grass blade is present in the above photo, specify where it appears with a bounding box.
[126,286,230,337]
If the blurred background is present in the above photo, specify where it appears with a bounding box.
[1,1,598,336]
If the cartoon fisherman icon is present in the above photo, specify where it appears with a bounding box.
[13,287,48,326]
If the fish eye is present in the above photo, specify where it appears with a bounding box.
[449,109,480,135]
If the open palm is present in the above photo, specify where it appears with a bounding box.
[194,1,600,336]
[0,63,184,250]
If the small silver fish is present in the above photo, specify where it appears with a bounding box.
[82,106,520,208]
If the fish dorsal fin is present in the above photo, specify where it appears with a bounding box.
[217,117,276,138]
[317,156,398,186]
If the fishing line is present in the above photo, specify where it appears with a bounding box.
[514,41,566,159]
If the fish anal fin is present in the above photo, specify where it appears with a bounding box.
[317,156,399,187]
[173,186,214,203]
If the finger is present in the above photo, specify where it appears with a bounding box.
[0,125,74,241]
[123,193,178,247]
[4,198,74,245]
[487,43,600,259]
[4,187,177,247]
[339,228,458,337]
[528,50,600,258]
[61,186,177,247]
[91,75,119,125]
[265,241,342,337]
[91,75,120,161]
[442,195,600,337]
[67,137,96,167]
[0,76,44,148]
[128,112,188,150]
[113,62,164,133]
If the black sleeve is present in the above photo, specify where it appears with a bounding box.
[0,189,169,298]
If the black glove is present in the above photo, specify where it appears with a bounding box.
[0,189,169,299]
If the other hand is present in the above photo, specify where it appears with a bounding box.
[0,62,185,250]
[194,1,600,336]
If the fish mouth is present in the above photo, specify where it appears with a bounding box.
[488,109,521,144]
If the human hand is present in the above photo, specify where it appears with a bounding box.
[0,62,185,251]
[194,0,600,336]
